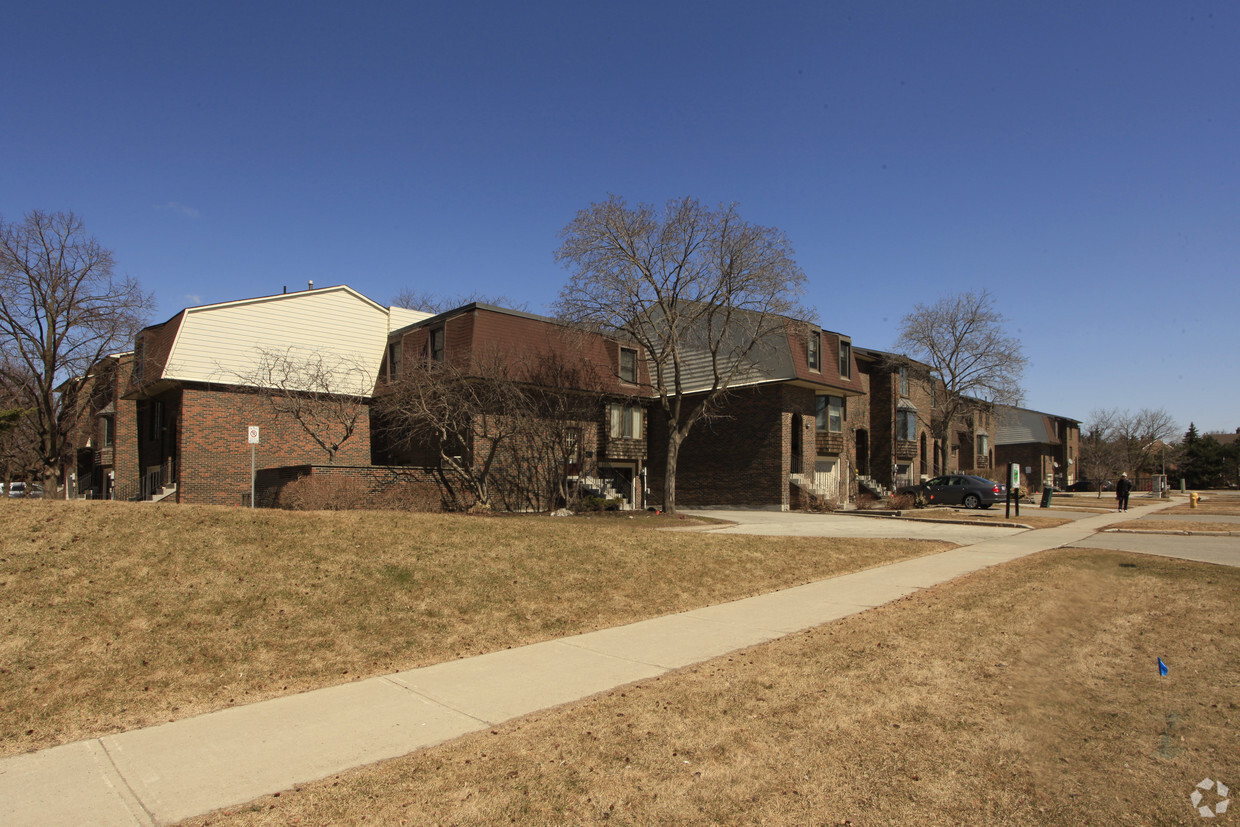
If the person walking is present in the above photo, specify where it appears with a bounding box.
[1116,472,1133,512]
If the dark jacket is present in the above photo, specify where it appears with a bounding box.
[1116,477,1133,496]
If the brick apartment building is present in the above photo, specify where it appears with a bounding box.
[121,285,427,505]
[84,283,1078,511]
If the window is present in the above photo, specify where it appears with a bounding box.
[429,328,444,363]
[619,347,637,383]
[838,340,852,378]
[609,404,642,439]
[148,401,163,441]
[899,366,909,396]
[897,410,916,441]
[977,433,990,457]
[807,331,821,372]
[816,395,844,433]
[386,341,402,381]
[101,415,115,447]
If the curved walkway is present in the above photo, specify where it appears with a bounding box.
[0,498,1201,826]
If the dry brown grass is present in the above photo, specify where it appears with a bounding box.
[184,548,1240,826]
[0,500,949,757]
[1162,499,1240,517]
[1103,520,1239,534]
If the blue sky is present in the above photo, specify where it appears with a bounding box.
[4,1,1237,434]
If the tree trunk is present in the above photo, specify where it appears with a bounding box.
[664,429,684,515]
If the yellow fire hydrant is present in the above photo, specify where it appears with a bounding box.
[1190,492,1199,508]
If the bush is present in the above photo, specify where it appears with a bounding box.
[576,494,623,512]
[275,475,369,511]
[370,481,444,513]
[890,493,918,510]
[798,490,838,512]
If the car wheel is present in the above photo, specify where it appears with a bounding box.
[962,494,981,509]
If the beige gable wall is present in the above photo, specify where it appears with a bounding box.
[161,287,398,395]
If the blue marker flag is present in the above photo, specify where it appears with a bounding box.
[1158,657,1168,677]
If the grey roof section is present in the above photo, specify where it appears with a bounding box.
[996,408,1057,446]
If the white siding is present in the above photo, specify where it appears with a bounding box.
[162,287,393,394]
[388,306,432,331]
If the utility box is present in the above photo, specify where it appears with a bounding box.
[1040,488,1053,508]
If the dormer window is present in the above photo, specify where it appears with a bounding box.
[838,340,852,379]
[619,347,637,384]
[807,331,821,372]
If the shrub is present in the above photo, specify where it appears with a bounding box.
[799,490,838,512]
[890,493,918,510]
[370,481,444,513]
[276,475,369,511]
[576,494,623,512]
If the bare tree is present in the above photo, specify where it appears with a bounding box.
[554,195,809,513]
[1079,407,1122,496]
[1113,407,1178,477]
[374,352,535,510]
[391,289,528,315]
[893,290,1027,457]
[240,348,373,463]
[0,210,152,489]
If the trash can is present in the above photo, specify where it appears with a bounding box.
[1039,488,1053,508]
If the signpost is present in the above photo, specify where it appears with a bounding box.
[248,426,260,508]
[1006,462,1020,518]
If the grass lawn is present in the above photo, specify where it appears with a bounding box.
[184,548,1240,826]
[0,500,950,757]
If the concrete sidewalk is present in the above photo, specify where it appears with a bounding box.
[0,499,1180,826]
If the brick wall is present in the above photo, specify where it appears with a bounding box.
[177,386,373,505]
[647,384,812,509]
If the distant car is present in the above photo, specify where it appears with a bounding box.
[897,474,1006,509]
[7,482,43,499]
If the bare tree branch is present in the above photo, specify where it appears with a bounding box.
[892,289,1027,453]
[554,195,809,513]
[0,210,152,488]
[236,347,373,463]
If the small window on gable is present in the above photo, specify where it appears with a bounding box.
[387,341,402,381]
[102,415,115,447]
[978,433,990,457]
[429,328,444,363]
[619,347,637,384]
[807,331,821,372]
[838,340,852,379]
[899,366,909,396]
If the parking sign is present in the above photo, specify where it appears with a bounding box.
[248,426,260,444]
